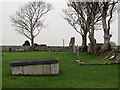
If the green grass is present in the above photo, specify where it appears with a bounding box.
[2,51,118,88]
[0,54,2,89]
[80,52,116,64]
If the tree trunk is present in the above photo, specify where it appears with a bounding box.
[31,37,34,47]
[30,37,35,51]
[100,4,112,54]
[88,33,97,53]
[88,21,97,54]
[100,14,111,54]
[81,32,87,52]
[30,29,35,51]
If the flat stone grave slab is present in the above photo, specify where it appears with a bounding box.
[10,59,59,75]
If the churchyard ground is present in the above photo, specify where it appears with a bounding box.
[2,51,118,88]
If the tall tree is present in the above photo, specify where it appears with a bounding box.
[63,2,88,51]
[86,2,103,53]
[100,1,117,54]
[64,0,102,53]
[11,1,52,48]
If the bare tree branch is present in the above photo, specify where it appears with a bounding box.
[10,1,52,46]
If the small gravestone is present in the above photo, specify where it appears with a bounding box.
[76,45,80,60]
[76,45,80,63]
[69,37,76,53]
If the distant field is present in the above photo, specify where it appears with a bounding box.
[2,51,118,88]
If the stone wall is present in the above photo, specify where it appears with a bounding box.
[1,46,30,51]
[1,45,120,52]
[1,46,71,52]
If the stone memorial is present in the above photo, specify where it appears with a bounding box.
[69,37,76,53]
[76,45,80,60]
[10,59,59,75]
[0,52,2,56]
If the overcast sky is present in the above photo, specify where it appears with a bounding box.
[0,0,118,46]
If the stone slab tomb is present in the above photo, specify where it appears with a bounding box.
[10,59,59,75]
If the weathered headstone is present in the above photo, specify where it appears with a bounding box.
[76,45,80,60]
[69,37,76,53]
[0,52,2,56]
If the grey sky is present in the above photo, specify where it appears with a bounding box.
[0,0,118,46]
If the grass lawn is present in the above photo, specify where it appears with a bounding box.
[0,54,2,89]
[2,51,118,88]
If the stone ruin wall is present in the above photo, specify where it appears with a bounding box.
[0,46,70,52]
[1,45,120,52]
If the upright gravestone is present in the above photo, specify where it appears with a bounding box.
[0,52,2,56]
[76,45,80,60]
[69,37,76,53]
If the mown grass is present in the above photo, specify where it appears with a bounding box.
[80,52,116,64]
[2,51,118,88]
[0,54,2,89]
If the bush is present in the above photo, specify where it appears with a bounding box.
[22,40,30,46]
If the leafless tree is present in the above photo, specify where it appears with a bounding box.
[63,0,102,53]
[64,0,118,53]
[85,2,103,53]
[99,0,118,54]
[63,3,88,51]
[10,1,52,49]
